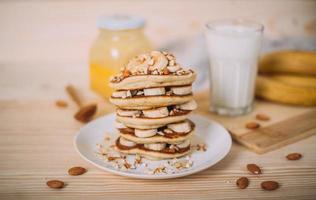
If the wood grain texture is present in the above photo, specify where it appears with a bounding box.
[0,101,316,200]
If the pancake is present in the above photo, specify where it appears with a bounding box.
[118,120,195,144]
[109,94,193,110]
[110,71,196,90]
[115,137,191,159]
[116,112,191,129]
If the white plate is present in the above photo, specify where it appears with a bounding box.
[74,113,232,179]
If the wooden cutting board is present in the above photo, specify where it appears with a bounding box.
[195,92,316,154]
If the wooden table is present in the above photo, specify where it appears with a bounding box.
[1,1,316,199]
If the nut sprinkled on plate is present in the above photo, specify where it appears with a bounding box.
[196,143,207,151]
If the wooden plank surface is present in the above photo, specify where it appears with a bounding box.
[0,1,316,199]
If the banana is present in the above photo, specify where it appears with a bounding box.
[268,75,316,88]
[117,109,140,117]
[115,121,126,129]
[259,50,316,75]
[167,65,181,73]
[179,100,197,110]
[119,137,136,147]
[134,128,157,138]
[256,75,316,106]
[176,140,191,148]
[142,107,169,118]
[171,85,192,95]
[143,87,166,96]
[112,90,126,98]
[144,143,167,151]
[167,121,191,133]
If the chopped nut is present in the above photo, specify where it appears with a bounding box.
[107,156,121,161]
[152,166,166,174]
[196,144,207,151]
[134,154,142,164]
[123,69,131,78]
[162,68,170,75]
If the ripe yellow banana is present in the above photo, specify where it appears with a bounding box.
[268,75,316,88]
[256,75,316,106]
[259,50,316,75]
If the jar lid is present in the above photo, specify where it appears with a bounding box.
[97,15,145,30]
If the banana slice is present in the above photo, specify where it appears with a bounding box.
[144,143,167,151]
[179,100,197,110]
[176,140,190,148]
[115,121,126,129]
[171,85,192,95]
[134,128,157,138]
[149,51,168,72]
[117,109,141,117]
[112,90,127,98]
[143,87,166,96]
[167,121,191,133]
[119,137,136,147]
[167,65,181,73]
[142,107,169,118]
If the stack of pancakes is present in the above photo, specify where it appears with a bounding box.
[109,51,197,159]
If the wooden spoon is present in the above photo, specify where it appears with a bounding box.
[66,85,97,123]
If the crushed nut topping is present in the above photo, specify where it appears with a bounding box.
[196,143,207,151]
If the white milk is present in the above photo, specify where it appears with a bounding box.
[205,21,263,115]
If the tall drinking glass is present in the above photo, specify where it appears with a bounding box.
[205,19,263,116]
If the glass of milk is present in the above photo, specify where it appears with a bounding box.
[205,19,263,116]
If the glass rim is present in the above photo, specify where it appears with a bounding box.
[205,19,264,32]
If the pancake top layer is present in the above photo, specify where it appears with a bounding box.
[109,51,196,90]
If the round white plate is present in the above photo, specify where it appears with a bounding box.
[74,113,232,179]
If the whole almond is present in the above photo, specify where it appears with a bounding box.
[247,164,262,175]
[286,153,302,160]
[162,68,170,75]
[123,69,131,78]
[236,177,249,189]
[46,180,64,189]
[68,166,87,176]
[261,181,279,191]
[245,122,260,129]
[55,100,68,108]
[256,113,270,121]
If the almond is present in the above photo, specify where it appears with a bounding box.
[247,164,262,175]
[261,181,279,191]
[55,100,68,108]
[236,177,249,189]
[123,69,131,78]
[245,122,260,129]
[162,68,170,75]
[286,153,302,160]
[68,166,87,176]
[46,180,64,189]
[256,113,270,121]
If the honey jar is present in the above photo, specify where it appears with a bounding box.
[89,15,152,97]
